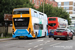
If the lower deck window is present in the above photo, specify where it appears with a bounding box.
[34,24,43,30]
[48,23,56,27]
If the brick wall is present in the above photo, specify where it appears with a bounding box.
[30,0,58,9]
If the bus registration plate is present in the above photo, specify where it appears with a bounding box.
[20,36,24,38]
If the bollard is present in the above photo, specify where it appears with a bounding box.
[1,33,3,38]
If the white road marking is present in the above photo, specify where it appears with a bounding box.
[4,42,20,46]
[37,48,43,50]
[53,46,73,49]
[50,40,54,41]
[28,48,31,50]
[50,42,61,46]
[47,40,50,42]
[37,39,44,42]
[45,42,48,44]
[39,44,43,46]
[29,43,32,44]
[64,41,68,42]
[34,45,38,48]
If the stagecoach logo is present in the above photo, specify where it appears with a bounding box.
[18,31,26,33]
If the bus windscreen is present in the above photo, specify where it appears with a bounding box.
[49,18,56,21]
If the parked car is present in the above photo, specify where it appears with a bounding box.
[54,28,73,40]
[48,29,56,38]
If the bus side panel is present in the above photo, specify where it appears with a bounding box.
[32,17,40,37]
[32,17,46,37]
[31,9,48,37]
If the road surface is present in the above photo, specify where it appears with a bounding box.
[0,36,75,50]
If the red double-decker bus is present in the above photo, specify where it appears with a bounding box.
[48,17,68,38]
[48,17,58,29]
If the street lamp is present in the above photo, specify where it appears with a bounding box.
[43,0,45,13]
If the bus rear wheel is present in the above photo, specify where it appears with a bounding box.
[44,32,46,37]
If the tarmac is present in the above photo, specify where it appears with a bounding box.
[0,34,75,41]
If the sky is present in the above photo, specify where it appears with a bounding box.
[55,0,74,2]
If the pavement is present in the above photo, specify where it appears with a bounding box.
[0,38,13,41]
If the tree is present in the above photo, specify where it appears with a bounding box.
[0,0,35,23]
[0,0,35,36]
[37,3,71,25]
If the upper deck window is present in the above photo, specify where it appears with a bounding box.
[49,18,56,21]
[13,18,29,29]
[13,8,29,14]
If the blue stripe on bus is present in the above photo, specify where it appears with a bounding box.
[12,29,32,38]
[47,30,48,36]
[37,30,41,37]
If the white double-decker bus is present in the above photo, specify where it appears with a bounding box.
[58,17,68,28]
[12,8,48,39]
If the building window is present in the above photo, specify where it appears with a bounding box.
[64,7,69,10]
[41,2,42,4]
[53,0,55,1]
[74,8,75,11]
[34,0,36,3]
[30,0,32,2]
[64,2,69,6]
[48,0,50,2]
[73,12,75,14]
[38,1,40,5]
[69,12,73,14]
[58,2,61,6]
[44,0,46,2]
[50,0,53,1]
[74,3,75,6]
[67,12,69,14]
[72,17,75,19]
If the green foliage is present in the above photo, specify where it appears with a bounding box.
[0,0,71,24]
[37,4,71,25]
[0,33,12,39]
[0,0,35,23]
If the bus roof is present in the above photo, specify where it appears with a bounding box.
[13,8,29,11]
[48,17,67,20]
[13,8,46,15]
[48,17,58,18]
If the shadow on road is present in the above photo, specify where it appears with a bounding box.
[54,38,73,41]
[11,36,46,40]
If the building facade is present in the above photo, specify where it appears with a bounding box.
[58,1,75,25]
[30,0,58,8]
